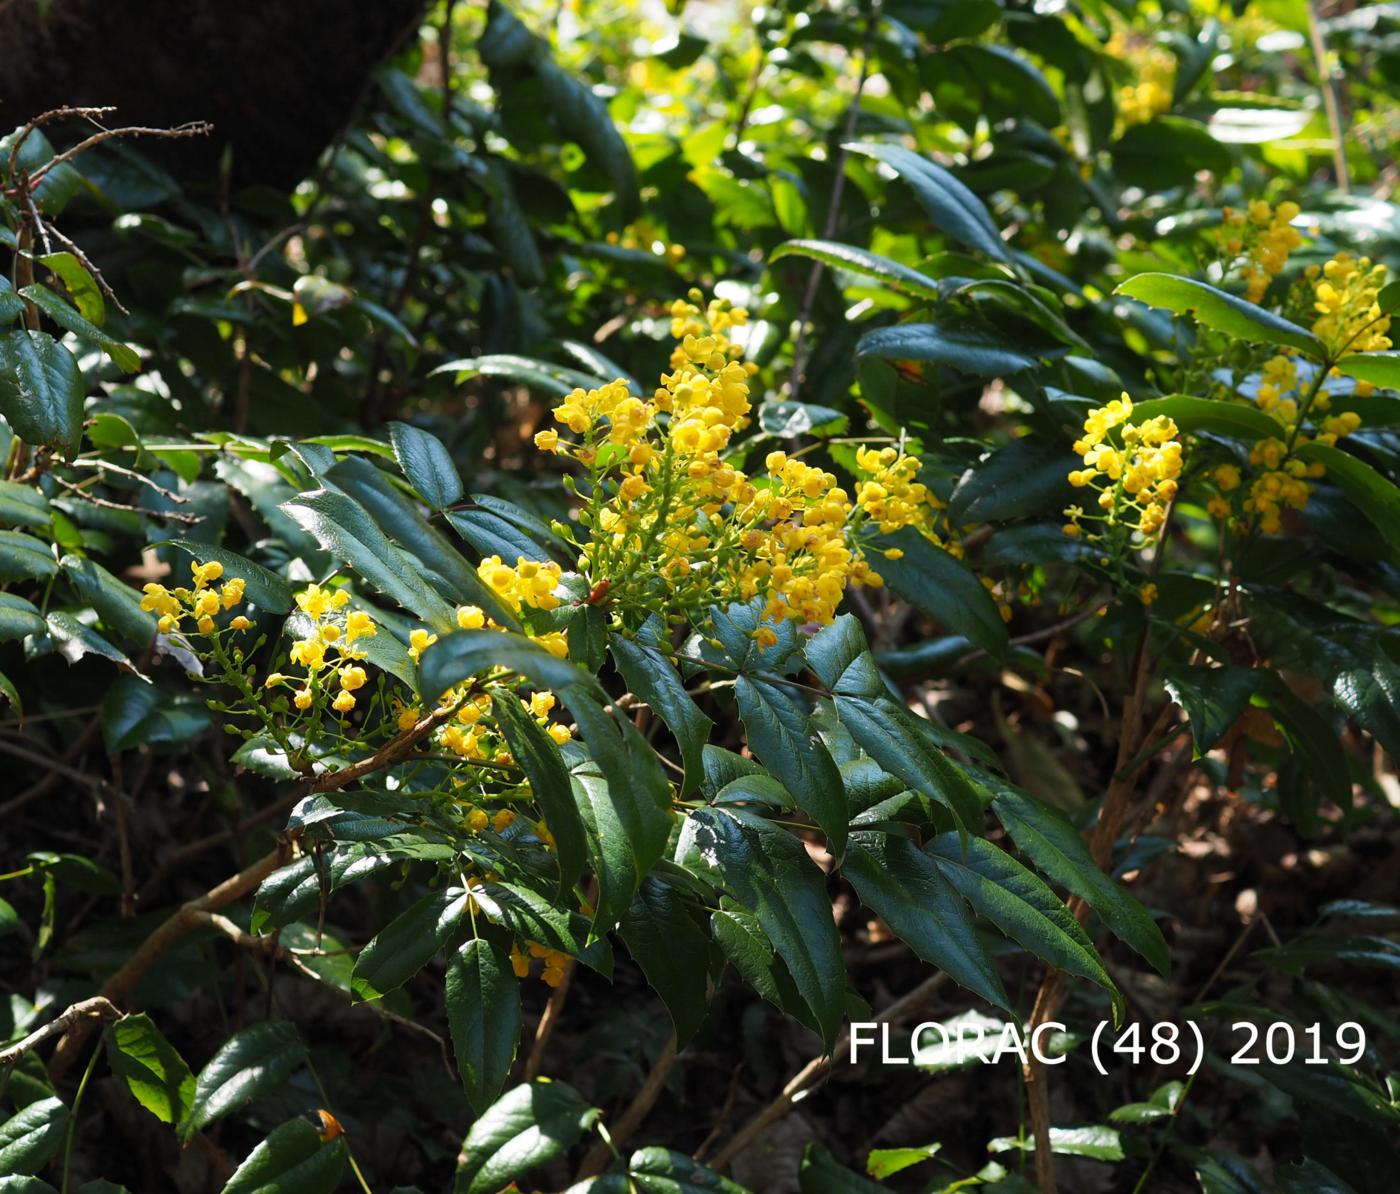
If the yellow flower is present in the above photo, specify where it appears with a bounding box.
[467,808,489,833]
[345,610,376,643]
[408,629,437,660]
[220,578,245,609]
[296,584,334,619]
[230,615,252,631]
[493,809,516,833]
[289,638,326,671]
[456,604,486,630]
[191,560,223,589]
[338,665,367,692]
[332,690,356,714]
[293,688,313,710]
[397,704,420,731]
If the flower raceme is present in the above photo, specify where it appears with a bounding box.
[1219,200,1303,303]
[1064,396,1182,545]
[535,292,948,632]
[140,560,250,636]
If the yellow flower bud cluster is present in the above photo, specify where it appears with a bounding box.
[1106,29,1174,127]
[1221,200,1302,303]
[537,294,949,635]
[268,584,378,715]
[477,555,563,614]
[139,560,250,637]
[1064,396,1182,543]
[1308,252,1392,364]
[853,446,946,537]
[604,218,686,266]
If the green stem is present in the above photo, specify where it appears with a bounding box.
[61,1025,108,1194]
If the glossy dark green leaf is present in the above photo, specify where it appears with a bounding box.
[179,1022,307,1140]
[844,830,1009,1010]
[565,691,675,930]
[106,1013,196,1125]
[835,694,984,830]
[804,615,884,699]
[18,283,139,371]
[327,456,510,620]
[735,674,846,854]
[389,421,463,510]
[991,784,1169,974]
[0,530,56,582]
[281,488,455,632]
[472,882,613,976]
[873,528,1009,658]
[623,1148,749,1193]
[350,886,470,1001]
[855,323,1036,377]
[0,1098,68,1175]
[678,807,845,1049]
[420,629,599,703]
[1162,665,1261,755]
[1129,395,1284,442]
[452,1079,600,1194]
[1112,116,1230,188]
[846,143,1009,262]
[798,1143,886,1194]
[0,329,85,457]
[925,832,1115,999]
[446,939,522,1113]
[221,1119,347,1194]
[494,694,587,892]
[1115,274,1324,357]
[0,593,45,642]
[59,554,154,644]
[948,438,1079,525]
[612,631,713,796]
[769,239,943,300]
[618,878,712,1045]
[43,610,141,675]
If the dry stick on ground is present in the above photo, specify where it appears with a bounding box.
[575,1032,681,1179]
[46,704,460,1082]
[699,971,950,1172]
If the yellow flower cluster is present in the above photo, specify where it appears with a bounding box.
[537,293,946,635]
[477,555,563,614]
[1308,252,1392,364]
[1221,201,1302,303]
[140,560,250,636]
[510,940,571,987]
[604,219,686,267]
[1064,396,1182,543]
[1107,30,1174,127]
[852,446,944,538]
[265,584,378,714]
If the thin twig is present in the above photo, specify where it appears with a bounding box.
[0,998,122,1067]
